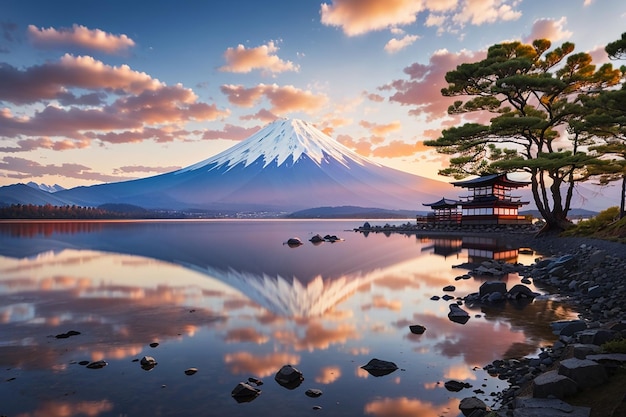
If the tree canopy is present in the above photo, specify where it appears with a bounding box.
[425,38,622,232]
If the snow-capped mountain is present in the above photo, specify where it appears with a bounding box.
[45,118,450,212]
[26,182,66,193]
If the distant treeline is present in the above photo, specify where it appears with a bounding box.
[0,203,146,219]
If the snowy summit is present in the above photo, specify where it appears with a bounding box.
[180,118,375,172]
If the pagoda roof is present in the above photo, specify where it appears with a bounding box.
[423,198,459,208]
[452,173,529,188]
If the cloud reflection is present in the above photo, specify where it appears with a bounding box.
[15,399,113,417]
[364,397,459,417]
[223,351,300,377]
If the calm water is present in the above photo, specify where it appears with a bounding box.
[0,220,577,417]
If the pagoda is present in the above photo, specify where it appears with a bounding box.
[451,173,530,225]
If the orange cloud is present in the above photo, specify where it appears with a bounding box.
[320,0,426,36]
[0,55,229,152]
[452,0,522,26]
[362,294,402,311]
[27,24,135,54]
[292,322,359,351]
[371,140,429,158]
[219,41,299,74]
[523,17,573,43]
[385,48,486,122]
[359,120,401,136]
[384,34,419,54]
[221,83,328,115]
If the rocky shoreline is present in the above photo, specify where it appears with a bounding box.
[355,222,626,417]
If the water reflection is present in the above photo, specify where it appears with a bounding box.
[0,220,578,417]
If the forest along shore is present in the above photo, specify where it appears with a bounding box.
[354,222,626,416]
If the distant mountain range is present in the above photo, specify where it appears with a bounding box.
[0,119,452,214]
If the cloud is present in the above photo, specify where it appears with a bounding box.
[320,0,427,36]
[452,0,522,26]
[523,17,573,43]
[384,34,419,54]
[0,54,162,105]
[1,21,18,43]
[224,351,300,377]
[0,156,132,182]
[27,24,135,54]
[112,165,182,175]
[202,124,261,140]
[221,83,328,115]
[240,109,279,123]
[384,48,486,122]
[359,120,401,136]
[364,397,459,417]
[315,366,342,384]
[219,41,299,74]
[0,55,229,146]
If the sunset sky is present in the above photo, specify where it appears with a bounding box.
[1,0,625,188]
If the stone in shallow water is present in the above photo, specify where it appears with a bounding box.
[444,380,472,392]
[361,358,398,377]
[184,368,198,375]
[274,365,304,389]
[305,388,323,397]
[86,360,108,369]
[409,324,426,334]
[231,382,261,403]
[140,356,157,370]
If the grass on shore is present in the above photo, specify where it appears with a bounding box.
[562,207,626,243]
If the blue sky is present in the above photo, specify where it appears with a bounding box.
[1,0,625,188]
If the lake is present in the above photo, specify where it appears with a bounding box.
[0,220,577,417]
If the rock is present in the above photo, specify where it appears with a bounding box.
[247,377,263,386]
[479,281,507,297]
[532,370,578,399]
[558,358,607,388]
[286,237,303,247]
[444,380,472,392]
[409,324,426,335]
[362,222,371,230]
[324,234,340,242]
[361,358,398,377]
[555,320,587,337]
[149,342,159,348]
[184,367,198,375]
[513,397,591,417]
[86,360,108,369]
[572,344,601,359]
[507,284,538,299]
[231,382,261,402]
[55,330,81,339]
[274,365,304,389]
[312,405,322,410]
[140,356,157,370]
[443,285,456,292]
[448,304,470,324]
[305,388,323,397]
[459,397,487,416]
[442,294,455,301]
[430,295,440,300]
[309,234,324,243]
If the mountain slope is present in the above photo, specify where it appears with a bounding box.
[49,119,451,212]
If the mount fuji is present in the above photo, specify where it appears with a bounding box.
[6,119,453,213]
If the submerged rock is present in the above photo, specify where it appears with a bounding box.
[86,360,108,369]
[231,382,261,402]
[361,358,398,377]
[275,365,304,389]
[448,304,470,324]
[305,388,323,397]
[409,324,426,335]
[286,237,303,247]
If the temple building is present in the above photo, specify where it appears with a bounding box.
[451,173,530,225]
[421,197,461,224]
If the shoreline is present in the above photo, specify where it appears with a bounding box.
[355,222,626,416]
